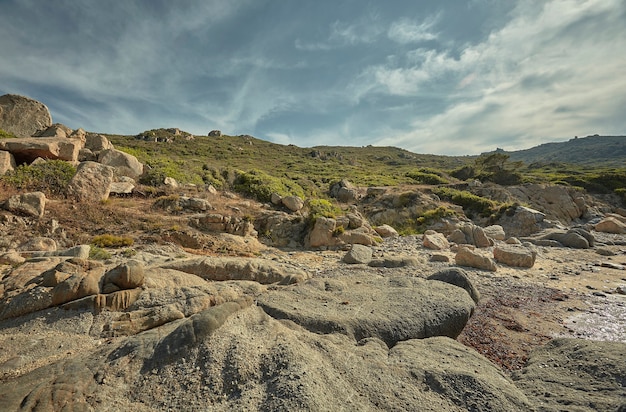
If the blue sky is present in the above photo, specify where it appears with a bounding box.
[1,0,624,155]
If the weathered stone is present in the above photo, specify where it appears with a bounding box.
[282,195,304,212]
[66,161,115,202]
[427,267,481,303]
[448,228,468,244]
[0,137,82,163]
[595,216,626,234]
[307,217,337,248]
[368,256,420,268]
[2,191,46,217]
[33,123,72,138]
[483,224,506,240]
[493,245,536,268]
[0,94,52,137]
[163,176,178,188]
[258,274,476,346]
[270,192,282,205]
[98,148,143,178]
[0,251,25,265]
[498,205,547,237]
[455,246,497,271]
[423,230,449,250]
[0,150,16,175]
[162,257,308,285]
[19,237,57,252]
[429,253,450,262]
[51,272,102,306]
[343,244,373,264]
[84,134,113,152]
[104,260,145,290]
[374,224,398,238]
[329,179,359,203]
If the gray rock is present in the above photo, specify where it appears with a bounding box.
[427,267,480,303]
[2,191,46,217]
[258,274,476,346]
[33,123,72,138]
[513,338,626,412]
[85,134,113,152]
[493,245,537,268]
[98,148,144,178]
[455,246,497,272]
[483,224,506,240]
[374,224,398,238]
[281,195,304,212]
[104,260,145,290]
[66,161,115,202]
[423,230,449,250]
[368,256,420,268]
[343,244,373,264]
[0,94,52,137]
[0,150,16,175]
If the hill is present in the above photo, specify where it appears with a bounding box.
[502,135,626,167]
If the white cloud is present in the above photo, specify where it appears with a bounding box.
[295,12,384,51]
[387,15,439,44]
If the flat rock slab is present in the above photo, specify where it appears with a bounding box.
[258,274,476,346]
[513,338,626,411]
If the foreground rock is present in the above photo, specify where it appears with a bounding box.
[0,137,83,163]
[66,161,115,202]
[513,338,626,411]
[258,273,476,346]
[0,305,533,411]
[2,192,46,217]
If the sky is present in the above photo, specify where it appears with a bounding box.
[1,0,625,156]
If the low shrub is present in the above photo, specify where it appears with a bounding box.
[0,129,17,139]
[432,187,499,217]
[307,198,342,221]
[91,234,134,248]
[89,246,112,260]
[1,160,76,195]
[233,169,306,202]
[406,170,449,185]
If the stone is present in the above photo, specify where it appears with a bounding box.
[98,148,144,178]
[77,148,97,162]
[506,237,522,245]
[0,150,16,175]
[33,123,72,138]
[84,134,113,152]
[281,195,304,212]
[455,246,497,271]
[103,260,145,290]
[448,228,468,244]
[162,257,308,285]
[543,230,591,249]
[427,267,481,303]
[258,274,476,346]
[19,237,57,252]
[307,216,337,248]
[423,230,449,250]
[0,137,82,163]
[343,244,373,264]
[270,192,282,205]
[498,205,547,237]
[51,271,102,306]
[483,224,506,240]
[368,256,420,268]
[429,253,450,262]
[66,161,115,202]
[374,224,398,238]
[329,179,359,203]
[153,195,212,213]
[164,176,178,188]
[595,217,626,234]
[493,245,537,268]
[2,191,46,217]
[208,130,222,137]
[0,94,52,137]
[31,245,91,259]
[0,251,25,265]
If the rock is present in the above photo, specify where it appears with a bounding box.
[103,261,145,290]
[539,229,592,249]
[31,245,91,259]
[258,274,476,346]
[33,123,72,138]
[343,244,373,264]
[0,251,25,265]
[374,224,398,238]
[423,230,449,250]
[0,150,16,175]
[329,179,359,203]
[208,129,222,137]
[498,205,547,237]
[455,246,497,271]
[281,195,304,212]
[472,225,492,247]
[0,94,52,137]
[506,237,522,245]
[429,253,450,262]
[51,271,102,306]
[153,195,213,213]
[513,338,626,412]
[448,228,468,244]
[483,224,506,240]
[595,216,626,234]
[427,267,481,303]
[190,213,256,237]
[596,248,616,256]
[66,161,115,202]
[2,191,46,217]
[307,216,337,248]
[97,148,143,178]
[270,192,282,205]
[84,134,113,152]
[19,236,57,252]
[77,147,96,161]
[368,256,420,268]
[0,137,82,163]
[109,178,135,195]
[493,245,537,268]
[162,257,308,285]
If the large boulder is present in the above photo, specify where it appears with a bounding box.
[343,244,373,264]
[423,230,449,250]
[497,205,549,237]
[258,274,476,346]
[84,134,113,153]
[427,267,481,303]
[103,260,145,291]
[595,216,626,234]
[0,94,52,137]
[0,150,16,175]
[66,161,115,202]
[493,245,537,268]
[0,137,82,163]
[33,123,73,138]
[455,246,497,271]
[329,179,359,203]
[98,148,143,178]
[2,191,46,217]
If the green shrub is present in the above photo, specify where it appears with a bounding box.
[233,169,305,202]
[432,187,499,217]
[0,129,17,139]
[406,170,449,185]
[1,160,76,195]
[89,246,112,260]
[91,234,134,248]
[307,198,342,221]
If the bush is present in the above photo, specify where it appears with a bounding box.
[233,169,305,202]
[406,169,449,185]
[0,129,17,139]
[307,198,342,221]
[432,187,499,217]
[91,234,134,248]
[89,246,112,260]
[1,160,76,195]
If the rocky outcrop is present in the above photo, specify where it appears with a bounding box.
[306,216,381,249]
[329,179,360,203]
[33,123,73,138]
[2,191,46,217]
[497,205,551,237]
[258,273,476,346]
[526,228,595,249]
[281,195,304,212]
[84,133,113,153]
[66,161,115,202]
[0,137,83,163]
[455,246,497,271]
[374,224,399,238]
[97,148,143,178]
[595,215,626,234]
[190,213,257,237]
[0,94,52,137]
[153,195,213,213]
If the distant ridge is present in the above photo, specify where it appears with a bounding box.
[495,135,626,167]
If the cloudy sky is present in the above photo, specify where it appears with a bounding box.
[1,0,624,155]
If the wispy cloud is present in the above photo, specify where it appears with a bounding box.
[387,15,439,44]
[295,12,384,51]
